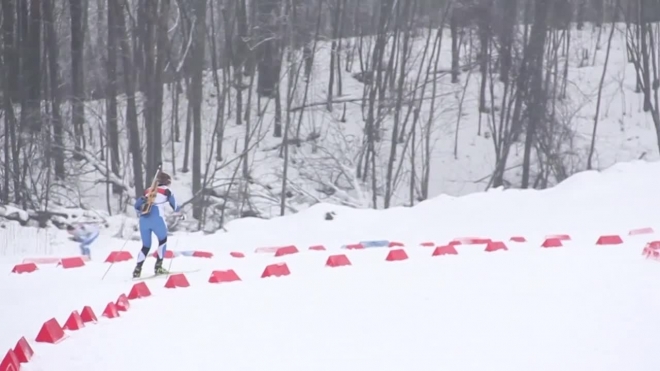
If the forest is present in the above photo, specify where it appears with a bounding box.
[0,0,657,231]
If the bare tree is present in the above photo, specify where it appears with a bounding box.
[587,5,619,169]
[115,0,143,194]
[521,0,551,188]
[190,0,207,219]
[626,0,660,151]
[42,0,66,179]
[106,0,121,193]
[70,0,86,152]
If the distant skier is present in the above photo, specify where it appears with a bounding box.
[67,223,99,259]
[132,172,185,278]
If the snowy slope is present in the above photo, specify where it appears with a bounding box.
[2,159,660,370]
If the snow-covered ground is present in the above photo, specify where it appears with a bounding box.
[2,159,660,370]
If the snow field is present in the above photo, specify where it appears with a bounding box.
[3,231,660,371]
[3,159,660,370]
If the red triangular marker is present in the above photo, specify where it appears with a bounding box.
[35,318,66,343]
[13,337,33,363]
[80,306,98,323]
[116,294,130,311]
[63,310,85,331]
[102,302,120,318]
[0,349,20,371]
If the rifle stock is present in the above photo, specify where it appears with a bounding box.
[141,164,162,215]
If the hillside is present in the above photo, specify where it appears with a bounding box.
[0,4,658,234]
[77,23,657,224]
[2,151,660,370]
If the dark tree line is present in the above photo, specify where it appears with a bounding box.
[0,0,656,227]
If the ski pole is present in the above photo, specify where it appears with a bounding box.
[165,234,180,275]
[100,236,131,281]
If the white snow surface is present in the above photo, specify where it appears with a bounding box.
[2,160,660,370]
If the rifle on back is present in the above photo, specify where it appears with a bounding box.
[141,164,162,215]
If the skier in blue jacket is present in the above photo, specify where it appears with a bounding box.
[132,172,185,278]
[67,223,99,259]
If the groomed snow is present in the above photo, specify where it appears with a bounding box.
[2,160,660,370]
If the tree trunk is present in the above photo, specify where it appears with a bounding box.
[190,0,207,220]
[106,0,121,193]
[22,0,41,133]
[477,2,491,113]
[70,0,86,153]
[587,8,618,169]
[500,0,517,82]
[116,0,144,194]
[256,0,280,98]
[521,0,550,188]
[42,0,66,179]
[1,0,19,203]
[450,8,459,83]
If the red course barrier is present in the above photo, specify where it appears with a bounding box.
[485,241,508,252]
[35,318,66,344]
[432,245,458,256]
[58,257,85,269]
[116,294,131,311]
[102,303,120,319]
[386,249,408,261]
[209,270,241,283]
[105,251,133,263]
[262,263,291,278]
[274,246,299,257]
[63,311,85,331]
[326,254,351,267]
[1,349,20,371]
[596,235,623,245]
[165,274,190,289]
[128,282,152,300]
[13,337,33,363]
[11,262,38,274]
[80,306,98,323]
[542,238,563,248]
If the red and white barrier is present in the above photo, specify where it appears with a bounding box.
[5,229,652,370]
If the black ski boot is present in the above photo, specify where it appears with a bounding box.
[132,262,143,278]
[154,259,169,275]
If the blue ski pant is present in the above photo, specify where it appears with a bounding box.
[137,216,168,262]
[79,237,97,258]
[80,243,92,258]
[74,232,99,258]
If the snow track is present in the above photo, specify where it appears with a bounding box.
[3,233,660,371]
[4,160,660,370]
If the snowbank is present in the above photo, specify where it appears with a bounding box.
[220,160,660,248]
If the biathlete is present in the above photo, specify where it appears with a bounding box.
[132,172,185,278]
[67,223,100,259]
